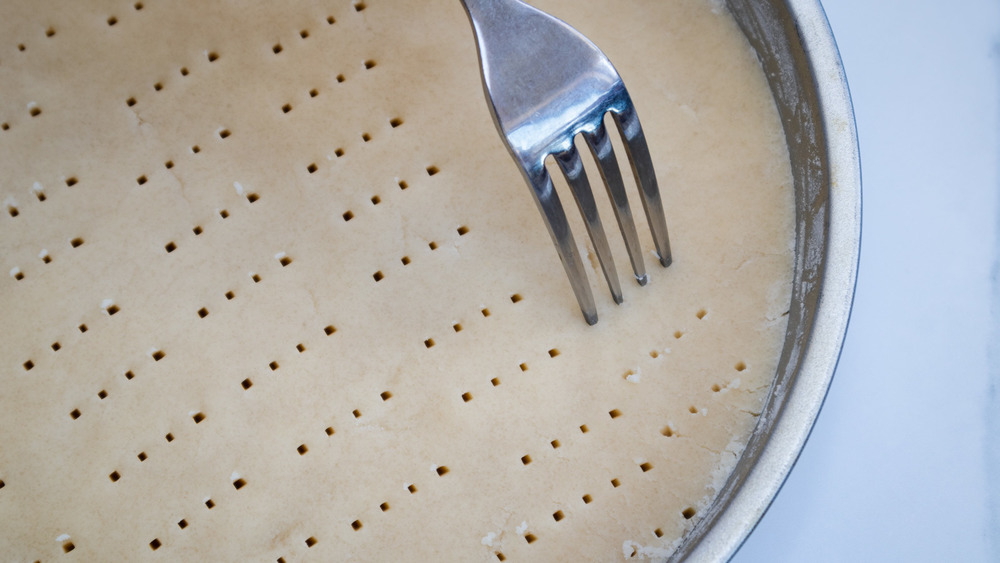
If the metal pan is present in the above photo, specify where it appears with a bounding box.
[671,0,862,559]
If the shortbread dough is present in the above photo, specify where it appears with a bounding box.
[0,0,794,560]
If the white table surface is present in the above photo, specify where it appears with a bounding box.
[734,0,1000,561]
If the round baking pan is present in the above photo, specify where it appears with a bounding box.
[671,0,861,559]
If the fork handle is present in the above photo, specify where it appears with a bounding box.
[460,0,517,18]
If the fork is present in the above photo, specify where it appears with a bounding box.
[460,0,672,325]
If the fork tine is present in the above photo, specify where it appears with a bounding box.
[527,167,599,325]
[554,145,624,305]
[612,101,672,267]
[584,120,649,285]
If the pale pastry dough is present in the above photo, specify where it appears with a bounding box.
[0,0,794,560]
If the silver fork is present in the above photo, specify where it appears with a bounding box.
[460,0,672,325]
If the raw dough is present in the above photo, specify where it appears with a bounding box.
[0,0,794,560]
